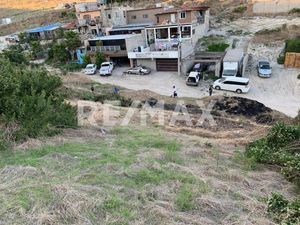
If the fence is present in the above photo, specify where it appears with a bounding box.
[285,52,300,68]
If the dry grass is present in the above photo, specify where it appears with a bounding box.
[0,126,297,225]
[0,0,91,10]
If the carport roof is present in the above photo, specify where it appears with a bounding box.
[28,23,63,33]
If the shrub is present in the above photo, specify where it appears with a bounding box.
[207,43,229,52]
[48,43,69,63]
[286,39,300,53]
[289,8,300,14]
[277,55,285,65]
[0,57,77,142]
[232,5,247,13]
[95,52,105,68]
[246,123,300,183]
[267,193,300,224]
[83,55,92,67]
[298,74,300,79]
[2,45,28,64]
[175,185,196,211]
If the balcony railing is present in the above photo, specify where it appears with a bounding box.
[90,46,122,52]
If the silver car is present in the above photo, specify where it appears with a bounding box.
[257,60,272,78]
[126,66,151,75]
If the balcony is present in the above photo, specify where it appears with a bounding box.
[90,45,122,52]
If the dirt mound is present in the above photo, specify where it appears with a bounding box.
[213,96,271,117]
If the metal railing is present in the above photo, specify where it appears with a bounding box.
[90,45,122,52]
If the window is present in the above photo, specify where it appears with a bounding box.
[115,12,120,18]
[143,14,148,18]
[192,29,195,35]
[131,15,137,19]
[156,28,168,39]
[107,14,111,19]
[181,26,191,38]
[180,12,186,19]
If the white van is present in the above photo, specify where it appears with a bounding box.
[213,77,250,94]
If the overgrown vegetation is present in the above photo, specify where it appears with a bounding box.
[246,123,300,183]
[289,8,300,14]
[232,5,247,14]
[286,39,300,53]
[0,56,77,147]
[298,74,300,80]
[207,43,229,52]
[267,193,300,225]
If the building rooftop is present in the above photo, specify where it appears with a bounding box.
[155,6,210,15]
[28,23,63,33]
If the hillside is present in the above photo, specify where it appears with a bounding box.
[0,0,92,10]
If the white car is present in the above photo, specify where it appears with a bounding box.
[99,62,114,76]
[84,64,97,75]
[126,66,151,75]
[186,71,200,86]
[213,77,250,94]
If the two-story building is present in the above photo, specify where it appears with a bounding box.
[87,33,145,65]
[75,2,103,36]
[128,6,210,72]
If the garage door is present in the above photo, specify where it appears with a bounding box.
[156,59,178,71]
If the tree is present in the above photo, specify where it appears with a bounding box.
[30,41,43,59]
[64,31,81,60]
[2,45,28,64]
[48,43,69,63]
[0,56,77,141]
[95,52,105,68]
[83,55,91,67]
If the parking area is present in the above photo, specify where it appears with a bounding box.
[79,61,300,117]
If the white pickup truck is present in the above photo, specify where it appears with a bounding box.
[99,62,114,76]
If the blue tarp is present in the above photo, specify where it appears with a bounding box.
[28,23,62,33]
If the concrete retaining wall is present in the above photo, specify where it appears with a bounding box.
[252,0,300,14]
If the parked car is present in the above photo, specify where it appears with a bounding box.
[257,60,272,78]
[84,64,97,75]
[186,71,200,86]
[213,77,250,94]
[126,66,151,75]
[99,62,114,76]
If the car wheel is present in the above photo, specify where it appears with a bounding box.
[215,86,221,90]
[128,71,131,74]
[236,89,242,94]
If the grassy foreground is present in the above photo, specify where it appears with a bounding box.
[0,127,296,225]
[0,127,210,225]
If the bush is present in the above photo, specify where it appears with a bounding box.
[48,43,69,63]
[83,55,92,67]
[207,43,229,52]
[246,123,300,183]
[298,74,300,79]
[0,57,77,142]
[267,193,300,224]
[289,8,300,14]
[277,55,285,65]
[232,5,247,13]
[2,45,28,65]
[286,39,300,53]
[95,52,105,68]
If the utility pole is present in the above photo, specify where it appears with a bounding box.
[177,11,181,77]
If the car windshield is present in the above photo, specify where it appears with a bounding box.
[223,69,236,76]
[260,64,270,69]
[86,65,94,69]
[101,63,109,67]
